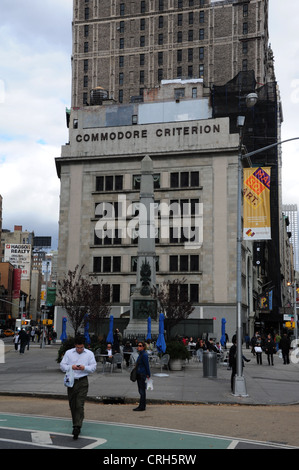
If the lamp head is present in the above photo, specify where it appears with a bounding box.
[246,92,258,108]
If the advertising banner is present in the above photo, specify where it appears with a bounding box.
[4,244,31,280]
[12,268,22,299]
[243,167,271,240]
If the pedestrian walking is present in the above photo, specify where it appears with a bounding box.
[18,329,28,354]
[279,332,291,365]
[60,335,97,439]
[264,333,275,365]
[254,336,263,365]
[133,341,151,411]
[229,338,237,393]
[13,332,20,351]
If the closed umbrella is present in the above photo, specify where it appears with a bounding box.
[154,313,168,377]
[146,316,151,340]
[156,313,166,353]
[60,317,67,342]
[106,315,114,344]
[84,314,91,345]
[220,318,226,347]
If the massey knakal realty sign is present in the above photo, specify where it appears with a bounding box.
[4,244,32,280]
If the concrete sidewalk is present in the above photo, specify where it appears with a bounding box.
[1,342,299,406]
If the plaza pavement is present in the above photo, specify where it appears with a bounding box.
[1,341,299,406]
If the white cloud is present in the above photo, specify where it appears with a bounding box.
[0,0,72,248]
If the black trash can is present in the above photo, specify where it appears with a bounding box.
[203,351,217,378]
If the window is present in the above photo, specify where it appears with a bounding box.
[177,49,182,62]
[189,12,193,25]
[188,30,193,41]
[177,14,183,26]
[170,256,178,272]
[190,284,199,303]
[243,22,248,35]
[158,51,163,65]
[119,56,124,67]
[158,68,163,81]
[199,46,204,60]
[199,64,204,78]
[120,38,124,49]
[141,1,146,13]
[243,4,248,17]
[159,0,164,11]
[84,7,89,20]
[188,48,193,62]
[84,25,89,37]
[112,285,120,303]
[199,28,204,40]
[170,171,199,188]
[120,3,125,15]
[84,59,89,72]
[188,65,193,78]
[84,75,88,87]
[159,16,164,28]
[119,73,124,85]
[177,31,182,43]
[119,21,125,33]
[140,18,145,30]
[199,11,204,23]
[140,54,145,66]
[93,257,101,272]
[140,36,145,47]
[158,33,163,45]
[95,175,123,191]
[84,42,89,53]
[119,89,123,103]
[140,70,145,84]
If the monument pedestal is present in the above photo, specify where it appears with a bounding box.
[124,292,158,337]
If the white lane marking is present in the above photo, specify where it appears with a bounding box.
[31,431,53,445]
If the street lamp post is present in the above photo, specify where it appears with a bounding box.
[234,105,299,396]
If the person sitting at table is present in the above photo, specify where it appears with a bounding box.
[104,343,115,363]
[123,341,133,367]
[145,339,154,352]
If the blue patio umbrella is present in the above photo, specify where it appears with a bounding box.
[106,315,114,343]
[156,313,166,353]
[220,318,226,347]
[60,317,67,342]
[146,316,152,340]
[84,314,91,345]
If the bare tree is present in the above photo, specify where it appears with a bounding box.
[153,278,194,338]
[57,265,111,336]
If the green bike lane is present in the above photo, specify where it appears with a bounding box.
[0,412,296,450]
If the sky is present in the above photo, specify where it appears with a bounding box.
[0,0,299,251]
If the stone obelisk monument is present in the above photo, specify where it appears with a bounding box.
[125,155,158,337]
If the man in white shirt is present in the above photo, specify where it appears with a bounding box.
[60,335,97,439]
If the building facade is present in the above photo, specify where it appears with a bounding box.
[72,0,271,106]
[282,204,299,273]
[56,79,260,340]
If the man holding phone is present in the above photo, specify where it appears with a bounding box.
[60,335,97,439]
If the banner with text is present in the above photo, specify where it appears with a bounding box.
[243,167,271,241]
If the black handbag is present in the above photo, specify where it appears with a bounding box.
[130,366,137,382]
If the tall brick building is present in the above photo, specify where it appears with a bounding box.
[72,0,272,107]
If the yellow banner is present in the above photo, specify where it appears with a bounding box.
[243,167,271,240]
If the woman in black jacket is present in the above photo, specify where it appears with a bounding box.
[264,333,275,365]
